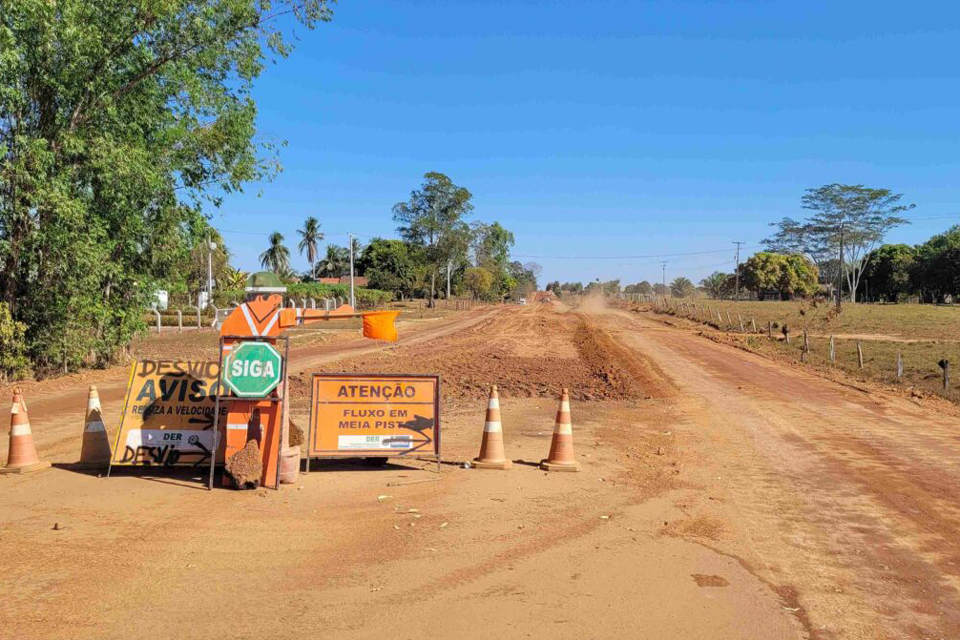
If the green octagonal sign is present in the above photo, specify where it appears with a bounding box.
[222,341,283,398]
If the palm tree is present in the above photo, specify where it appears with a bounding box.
[670,276,695,298]
[260,232,291,274]
[316,244,348,278]
[700,272,733,299]
[297,217,323,278]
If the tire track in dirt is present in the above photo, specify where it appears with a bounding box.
[596,304,960,639]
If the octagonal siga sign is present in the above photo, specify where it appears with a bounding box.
[222,341,283,398]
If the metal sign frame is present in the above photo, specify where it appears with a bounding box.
[210,335,289,490]
[305,372,441,474]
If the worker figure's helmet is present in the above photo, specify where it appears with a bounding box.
[245,271,286,303]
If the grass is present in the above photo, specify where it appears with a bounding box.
[658,298,960,404]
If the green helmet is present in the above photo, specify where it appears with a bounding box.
[245,271,287,294]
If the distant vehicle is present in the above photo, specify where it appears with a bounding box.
[518,298,527,305]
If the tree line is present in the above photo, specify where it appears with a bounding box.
[255,172,540,305]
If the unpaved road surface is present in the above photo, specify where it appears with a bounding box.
[2,301,959,639]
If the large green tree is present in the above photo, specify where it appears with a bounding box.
[0,0,333,374]
[740,252,819,300]
[393,172,473,306]
[766,185,913,305]
[857,244,916,302]
[911,225,960,304]
[357,238,424,299]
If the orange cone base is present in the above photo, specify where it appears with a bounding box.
[0,460,52,475]
[540,459,580,472]
[472,457,512,470]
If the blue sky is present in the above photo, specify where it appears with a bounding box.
[214,0,960,286]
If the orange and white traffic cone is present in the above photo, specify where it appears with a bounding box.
[540,388,580,472]
[72,385,112,470]
[472,385,511,470]
[1,388,51,474]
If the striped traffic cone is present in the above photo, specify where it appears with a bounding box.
[473,385,511,470]
[1,389,51,474]
[72,385,112,470]
[540,388,580,472]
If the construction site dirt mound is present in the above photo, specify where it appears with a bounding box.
[288,306,650,408]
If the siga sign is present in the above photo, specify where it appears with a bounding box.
[307,373,440,459]
[222,341,283,398]
[110,360,226,467]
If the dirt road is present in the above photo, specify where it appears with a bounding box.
[2,301,958,639]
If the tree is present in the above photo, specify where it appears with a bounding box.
[393,172,474,306]
[670,277,695,298]
[857,244,916,302]
[472,222,514,267]
[636,281,653,295]
[297,217,324,278]
[260,232,291,275]
[357,238,422,299]
[317,244,349,278]
[767,185,913,306]
[462,267,495,300]
[740,252,819,300]
[911,226,960,304]
[561,282,583,293]
[700,272,734,299]
[653,283,668,295]
[0,0,334,374]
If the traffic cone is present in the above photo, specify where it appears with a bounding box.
[72,385,112,470]
[540,388,580,472]
[1,388,51,474]
[472,385,511,470]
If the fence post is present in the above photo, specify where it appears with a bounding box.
[768,320,773,338]
[751,317,757,333]
[784,327,790,344]
[829,336,835,362]
[857,342,864,369]
[896,350,903,381]
[803,329,809,352]
[176,310,183,333]
[726,311,732,326]
[940,359,950,391]
[738,314,745,333]
[152,308,161,333]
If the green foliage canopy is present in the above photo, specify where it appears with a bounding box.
[0,0,333,375]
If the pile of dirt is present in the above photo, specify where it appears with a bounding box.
[225,440,262,489]
[288,306,648,407]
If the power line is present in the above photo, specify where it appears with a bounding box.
[511,246,760,261]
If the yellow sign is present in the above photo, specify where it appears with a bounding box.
[307,374,440,458]
[110,360,226,467]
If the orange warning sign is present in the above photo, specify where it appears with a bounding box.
[110,360,226,467]
[307,374,440,459]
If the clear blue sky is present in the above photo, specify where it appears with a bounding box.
[214,0,960,286]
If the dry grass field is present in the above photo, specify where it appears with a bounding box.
[657,299,960,403]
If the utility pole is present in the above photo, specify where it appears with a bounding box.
[733,241,744,301]
[661,261,667,298]
[207,234,215,310]
[348,233,356,309]
[446,259,452,300]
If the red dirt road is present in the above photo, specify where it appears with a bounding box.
[2,301,959,639]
